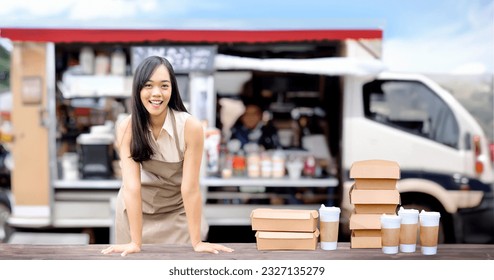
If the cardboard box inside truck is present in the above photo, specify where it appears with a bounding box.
[251,208,319,232]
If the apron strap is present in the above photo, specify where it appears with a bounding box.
[169,109,184,160]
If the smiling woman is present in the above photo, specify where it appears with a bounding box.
[101,56,234,256]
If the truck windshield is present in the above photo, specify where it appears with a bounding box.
[363,80,459,149]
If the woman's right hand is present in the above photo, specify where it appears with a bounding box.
[101,242,141,257]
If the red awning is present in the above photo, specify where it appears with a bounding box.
[0,28,382,44]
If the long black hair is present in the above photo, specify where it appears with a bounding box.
[130,56,188,162]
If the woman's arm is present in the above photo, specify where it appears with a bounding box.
[102,116,142,256]
[181,117,233,254]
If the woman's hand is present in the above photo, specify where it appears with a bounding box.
[193,241,234,254]
[101,242,141,257]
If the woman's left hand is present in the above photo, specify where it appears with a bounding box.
[193,241,234,254]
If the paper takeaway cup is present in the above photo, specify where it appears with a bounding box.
[319,205,340,250]
[419,210,441,255]
[380,214,402,254]
[398,207,419,253]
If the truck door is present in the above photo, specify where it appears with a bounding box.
[9,42,54,226]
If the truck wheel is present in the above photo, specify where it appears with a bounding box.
[0,203,11,243]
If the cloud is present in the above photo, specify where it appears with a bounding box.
[67,0,148,20]
[383,0,494,74]
[0,0,238,28]
[450,63,488,75]
[0,0,71,16]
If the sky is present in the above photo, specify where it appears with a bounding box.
[0,0,493,74]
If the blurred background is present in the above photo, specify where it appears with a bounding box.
[1,0,492,142]
[0,0,492,245]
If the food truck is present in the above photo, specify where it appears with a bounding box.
[0,28,492,244]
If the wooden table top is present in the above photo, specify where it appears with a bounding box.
[1,243,493,260]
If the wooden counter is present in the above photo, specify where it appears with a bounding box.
[1,242,492,260]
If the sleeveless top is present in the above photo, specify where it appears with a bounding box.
[115,109,208,244]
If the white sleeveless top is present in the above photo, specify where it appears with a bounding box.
[141,108,191,183]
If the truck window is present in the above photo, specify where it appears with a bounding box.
[363,80,459,148]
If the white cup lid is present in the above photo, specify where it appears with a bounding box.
[319,205,341,214]
[380,214,401,228]
[398,207,419,224]
[319,205,340,221]
[419,210,441,226]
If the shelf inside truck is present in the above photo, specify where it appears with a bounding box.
[54,179,122,189]
[200,177,338,188]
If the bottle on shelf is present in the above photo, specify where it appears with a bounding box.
[79,47,94,75]
[304,155,316,177]
[111,48,126,76]
[94,52,110,75]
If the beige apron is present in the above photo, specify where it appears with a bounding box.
[115,110,208,244]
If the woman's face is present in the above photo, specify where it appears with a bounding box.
[140,64,172,118]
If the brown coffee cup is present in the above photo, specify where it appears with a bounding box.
[380,214,401,254]
[419,210,441,255]
[398,207,419,253]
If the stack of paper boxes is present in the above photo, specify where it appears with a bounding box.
[251,208,319,250]
[349,160,401,248]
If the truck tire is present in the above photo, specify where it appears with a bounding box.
[0,192,12,243]
[0,203,10,242]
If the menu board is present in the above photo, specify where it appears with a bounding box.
[131,46,217,74]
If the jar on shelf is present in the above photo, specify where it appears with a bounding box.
[94,52,110,75]
[232,150,246,177]
[260,152,272,178]
[111,48,126,76]
[79,47,94,75]
[304,155,316,177]
[271,150,286,178]
[245,142,260,178]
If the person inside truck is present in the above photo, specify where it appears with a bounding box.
[101,56,233,256]
[229,101,281,151]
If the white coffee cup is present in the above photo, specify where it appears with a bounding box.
[398,207,419,253]
[380,214,402,254]
[419,210,441,255]
[286,161,303,179]
[319,205,340,250]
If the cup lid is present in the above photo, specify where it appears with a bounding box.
[419,210,441,218]
[398,207,419,215]
[380,214,401,227]
[319,204,341,213]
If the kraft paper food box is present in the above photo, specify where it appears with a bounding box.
[349,213,382,230]
[351,231,382,248]
[350,188,400,214]
[251,208,319,232]
[349,213,383,248]
[350,159,400,190]
[256,229,320,251]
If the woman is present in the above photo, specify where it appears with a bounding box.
[101,56,233,256]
